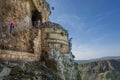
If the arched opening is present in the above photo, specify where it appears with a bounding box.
[32,10,42,27]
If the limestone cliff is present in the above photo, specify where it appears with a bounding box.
[0,50,80,80]
[0,0,50,24]
[0,0,50,53]
[0,0,80,80]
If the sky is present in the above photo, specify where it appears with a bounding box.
[46,0,120,60]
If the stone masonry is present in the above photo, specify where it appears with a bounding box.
[0,0,69,62]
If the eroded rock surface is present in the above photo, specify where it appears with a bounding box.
[0,0,50,53]
[0,0,80,80]
[0,50,80,80]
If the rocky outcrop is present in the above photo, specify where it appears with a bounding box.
[0,50,80,80]
[0,0,50,53]
[0,0,50,25]
[0,0,68,58]
[78,59,120,80]
[41,49,80,80]
[0,0,80,80]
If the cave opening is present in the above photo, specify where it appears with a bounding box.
[32,10,42,27]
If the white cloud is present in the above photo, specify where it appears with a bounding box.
[54,14,84,27]
[72,43,120,60]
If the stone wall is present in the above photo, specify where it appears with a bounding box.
[41,22,69,54]
[0,0,70,61]
[33,29,41,55]
[0,50,39,61]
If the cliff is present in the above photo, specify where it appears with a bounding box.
[0,50,80,80]
[0,0,50,54]
[0,0,80,80]
[0,0,50,24]
[78,58,120,80]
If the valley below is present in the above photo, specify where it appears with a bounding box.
[77,56,120,80]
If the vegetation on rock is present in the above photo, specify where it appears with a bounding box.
[77,58,120,80]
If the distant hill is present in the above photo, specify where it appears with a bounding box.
[77,56,120,80]
[75,56,120,64]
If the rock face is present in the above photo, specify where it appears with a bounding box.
[0,50,80,80]
[0,0,50,53]
[0,0,50,24]
[0,0,69,57]
[0,0,80,80]
[41,50,80,80]
[78,59,120,80]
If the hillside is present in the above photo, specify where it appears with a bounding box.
[78,57,120,80]
[76,56,120,64]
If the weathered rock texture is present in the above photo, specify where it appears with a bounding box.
[0,22,69,62]
[0,0,50,24]
[0,0,50,53]
[0,50,80,80]
[0,0,80,80]
[0,0,69,61]
[40,49,80,80]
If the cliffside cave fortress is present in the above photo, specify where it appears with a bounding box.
[0,0,70,61]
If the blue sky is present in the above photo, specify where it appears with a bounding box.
[46,0,120,60]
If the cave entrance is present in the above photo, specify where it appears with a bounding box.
[32,10,42,27]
